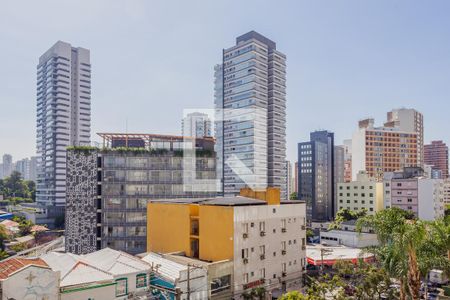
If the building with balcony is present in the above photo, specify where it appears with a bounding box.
[215,31,287,200]
[36,41,91,212]
[65,133,216,255]
[182,112,212,138]
[146,188,307,298]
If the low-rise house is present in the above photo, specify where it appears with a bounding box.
[82,248,152,299]
[142,252,208,299]
[141,252,234,299]
[0,257,59,300]
[0,219,19,236]
[41,252,116,300]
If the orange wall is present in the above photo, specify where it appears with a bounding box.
[147,203,191,254]
[198,205,234,262]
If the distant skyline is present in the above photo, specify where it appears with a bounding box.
[1,0,449,162]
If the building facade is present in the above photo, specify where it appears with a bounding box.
[386,168,445,220]
[337,171,384,215]
[65,134,216,255]
[147,188,306,298]
[36,41,91,208]
[182,112,212,138]
[298,131,335,221]
[334,145,345,214]
[285,161,293,199]
[385,108,424,167]
[352,118,418,181]
[1,154,13,179]
[425,140,449,179]
[215,31,287,200]
[343,139,352,183]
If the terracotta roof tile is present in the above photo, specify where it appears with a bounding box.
[0,258,48,280]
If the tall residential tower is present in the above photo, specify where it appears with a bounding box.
[36,41,91,208]
[182,112,212,138]
[215,31,287,199]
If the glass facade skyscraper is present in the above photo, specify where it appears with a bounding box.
[215,31,287,199]
[298,131,335,221]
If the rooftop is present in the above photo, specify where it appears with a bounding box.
[82,247,151,275]
[0,257,48,280]
[306,244,374,266]
[149,196,305,207]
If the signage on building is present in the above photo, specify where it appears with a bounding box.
[244,279,264,290]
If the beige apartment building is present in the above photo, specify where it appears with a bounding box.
[337,171,384,215]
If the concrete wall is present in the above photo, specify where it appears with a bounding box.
[320,230,378,248]
[1,265,59,300]
[61,283,115,300]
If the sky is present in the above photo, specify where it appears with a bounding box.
[1,0,449,163]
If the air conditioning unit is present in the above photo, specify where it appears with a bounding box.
[260,231,266,237]
[243,258,249,264]
[282,250,286,255]
[260,254,265,260]
[282,272,287,277]
[281,228,287,233]
[243,233,248,239]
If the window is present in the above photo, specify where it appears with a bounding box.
[211,275,231,294]
[260,268,265,279]
[242,248,249,259]
[244,273,249,284]
[259,222,265,232]
[115,278,128,297]
[260,245,265,255]
[136,274,147,288]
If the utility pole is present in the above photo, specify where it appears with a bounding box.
[175,287,182,300]
[187,264,191,300]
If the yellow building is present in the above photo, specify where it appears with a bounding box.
[147,188,307,298]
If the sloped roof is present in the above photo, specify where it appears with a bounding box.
[0,220,19,229]
[31,225,49,233]
[60,261,113,287]
[41,252,113,287]
[82,248,151,275]
[0,257,48,280]
[141,253,186,282]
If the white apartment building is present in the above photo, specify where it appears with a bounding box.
[418,179,445,221]
[36,41,91,208]
[337,171,384,215]
[181,112,212,138]
[235,201,307,298]
[444,179,450,206]
[385,168,445,220]
[215,31,287,200]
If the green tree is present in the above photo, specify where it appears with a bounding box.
[290,192,298,200]
[19,219,33,236]
[279,291,307,300]
[0,225,8,251]
[329,208,367,230]
[357,208,448,300]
